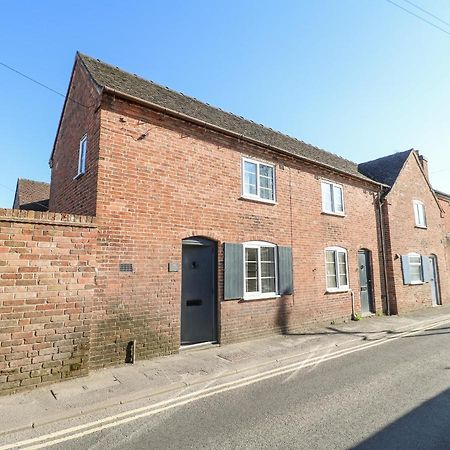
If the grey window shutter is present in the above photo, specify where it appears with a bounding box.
[401,255,411,285]
[421,255,431,282]
[278,246,293,295]
[224,243,244,300]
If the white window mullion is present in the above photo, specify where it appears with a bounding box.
[256,162,260,199]
[257,246,262,296]
[334,251,340,288]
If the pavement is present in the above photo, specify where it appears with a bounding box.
[2,306,450,439]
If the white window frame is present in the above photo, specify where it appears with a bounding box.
[243,241,279,300]
[75,134,87,179]
[241,157,276,204]
[321,180,345,215]
[324,246,349,292]
[413,200,427,228]
[408,252,424,284]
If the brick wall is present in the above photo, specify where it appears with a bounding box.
[0,209,96,394]
[84,94,384,367]
[49,58,101,216]
[383,155,449,314]
[437,194,450,265]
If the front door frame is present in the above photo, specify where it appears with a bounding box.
[358,249,375,315]
[180,236,218,346]
[429,254,442,306]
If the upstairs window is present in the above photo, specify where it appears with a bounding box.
[76,134,87,178]
[244,242,277,299]
[325,247,349,291]
[321,181,344,214]
[242,158,275,202]
[413,200,427,228]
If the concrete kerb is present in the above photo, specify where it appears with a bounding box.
[2,311,450,437]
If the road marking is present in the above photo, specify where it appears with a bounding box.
[2,320,448,450]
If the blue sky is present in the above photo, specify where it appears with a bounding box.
[1,0,449,207]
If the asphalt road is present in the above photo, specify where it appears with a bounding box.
[10,324,450,450]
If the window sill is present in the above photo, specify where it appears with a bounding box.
[321,211,346,218]
[243,293,280,301]
[409,281,425,285]
[73,172,85,180]
[414,225,427,230]
[240,195,277,205]
[326,288,350,294]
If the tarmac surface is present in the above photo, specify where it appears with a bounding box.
[1,306,450,449]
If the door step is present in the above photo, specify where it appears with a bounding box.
[179,341,219,352]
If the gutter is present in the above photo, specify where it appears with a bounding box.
[102,86,387,189]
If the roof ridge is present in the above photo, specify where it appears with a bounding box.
[78,53,361,169]
[18,178,50,186]
[359,149,413,166]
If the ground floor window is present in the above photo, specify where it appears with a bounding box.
[244,241,277,299]
[325,247,349,291]
[408,253,424,283]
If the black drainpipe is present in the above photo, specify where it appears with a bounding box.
[377,189,390,316]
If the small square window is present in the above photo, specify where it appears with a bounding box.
[413,200,427,228]
[321,181,344,214]
[242,158,275,203]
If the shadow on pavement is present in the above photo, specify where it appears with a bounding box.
[352,387,450,449]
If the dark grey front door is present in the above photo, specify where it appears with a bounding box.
[181,238,216,345]
[429,256,441,306]
[358,250,374,315]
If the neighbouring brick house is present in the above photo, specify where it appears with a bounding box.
[1,52,449,393]
[436,190,450,263]
[359,150,449,314]
[13,179,50,212]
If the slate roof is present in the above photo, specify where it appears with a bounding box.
[357,150,413,187]
[77,53,379,185]
[13,179,50,211]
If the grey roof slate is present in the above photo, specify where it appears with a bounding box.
[358,150,413,187]
[78,53,378,184]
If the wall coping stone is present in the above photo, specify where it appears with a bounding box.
[0,208,96,228]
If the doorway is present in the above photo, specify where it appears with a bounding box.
[181,237,217,345]
[358,249,374,315]
[429,255,441,306]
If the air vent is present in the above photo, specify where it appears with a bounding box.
[119,263,133,272]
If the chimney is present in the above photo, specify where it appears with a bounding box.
[418,154,429,180]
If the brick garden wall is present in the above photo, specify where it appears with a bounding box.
[0,209,96,395]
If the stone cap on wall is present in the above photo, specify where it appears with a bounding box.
[0,208,96,228]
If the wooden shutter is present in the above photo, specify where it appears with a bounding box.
[224,243,244,300]
[421,255,431,282]
[401,255,411,285]
[278,246,293,295]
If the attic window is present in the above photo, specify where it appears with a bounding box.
[413,200,427,228]
[75,134,87,178]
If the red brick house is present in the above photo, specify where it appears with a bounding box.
[12,179,50,212]
[359,150,449,314]
[46,52,449,368]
